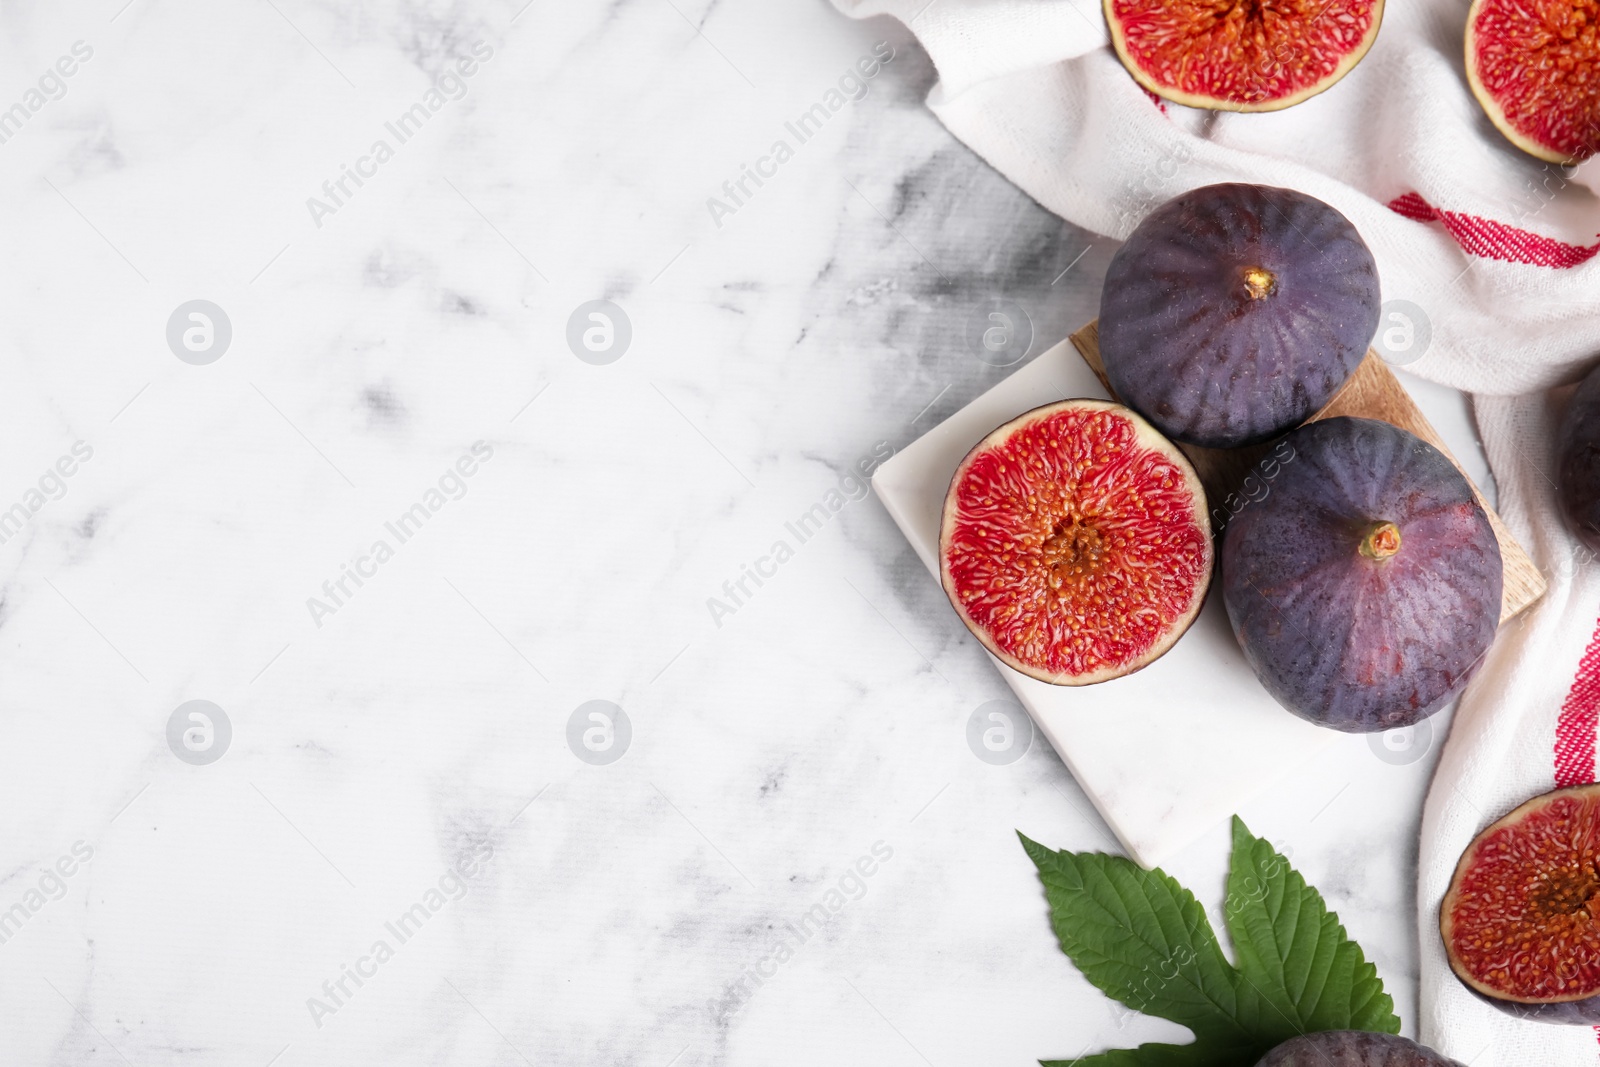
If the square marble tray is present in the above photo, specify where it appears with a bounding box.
[873,330,1542,867]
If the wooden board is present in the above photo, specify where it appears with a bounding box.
[1069,321,1545,624]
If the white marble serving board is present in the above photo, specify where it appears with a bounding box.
[873,337,1342,868]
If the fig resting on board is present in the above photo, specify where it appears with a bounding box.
[1221,417,1502,731]
[1099,183,1380,449]
[939,399,1211,686]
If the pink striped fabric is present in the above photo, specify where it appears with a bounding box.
[1555,613,1600,787]
[1388,192,1600,269]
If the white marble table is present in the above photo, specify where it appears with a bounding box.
[0,1,1478,1063]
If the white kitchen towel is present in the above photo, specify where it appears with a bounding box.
[829,0,1600,1063]
[1417,392,1600,1066]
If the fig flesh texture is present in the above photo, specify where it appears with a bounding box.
[1466,0,1600,163]
[939,399,1211,686]
[1255,1031,1464,1067]
[1558,360,1600,552]
[1099,183,1380,449]
[1105,0,1385,112]
[1221,417,1502,731]
[1442,783,1600,1024]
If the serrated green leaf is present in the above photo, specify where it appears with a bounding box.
[1224,816,1401,1037]
[1020,819,1401,1067]
[1018,833,1245,1038]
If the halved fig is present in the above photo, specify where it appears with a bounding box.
[1105,0,1385,112]
[1466,0,1600,163]
[1256,1031,1463,1066]
[1442,783,1600,1023]
[939,399,1212,685]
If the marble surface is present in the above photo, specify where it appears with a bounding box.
[0,1,1481,1063]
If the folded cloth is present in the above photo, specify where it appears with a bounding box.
[1419,392,1600,1065]
[829,0,1600,1062]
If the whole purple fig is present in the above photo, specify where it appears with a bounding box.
[1558,361,1600,552]
[1099,183,1380,449]
[1222,417,1502,732]
[1256,1031,1463,1066]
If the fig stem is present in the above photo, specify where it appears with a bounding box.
[1360,521,1403,561]
[1241,266,1276,300]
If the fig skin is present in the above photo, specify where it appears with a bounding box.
[1221,417,1502,732]
[1441,783,1600,1024]
[1255,1031,1463,1067]
[1557,361,1600,552]
[1099,183,1380,449]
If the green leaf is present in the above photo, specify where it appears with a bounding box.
[1018,834,1243,1037]
[1020,819,1400,1067]
[1223,816,1400,1037]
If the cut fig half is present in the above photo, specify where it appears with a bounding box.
[939,399,1212,686]
[1104,0,1385,112]
[1467,0,1600,163]
[1442,783,1600,1023]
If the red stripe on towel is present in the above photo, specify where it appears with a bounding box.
[1554,614,1600,787]
[1387,192,1600,269]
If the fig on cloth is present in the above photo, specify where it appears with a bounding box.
[1466,0,1600,163]
[1105,0,1384,112]
[1442,783,1600,1024]
[1557,360,1600,550]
